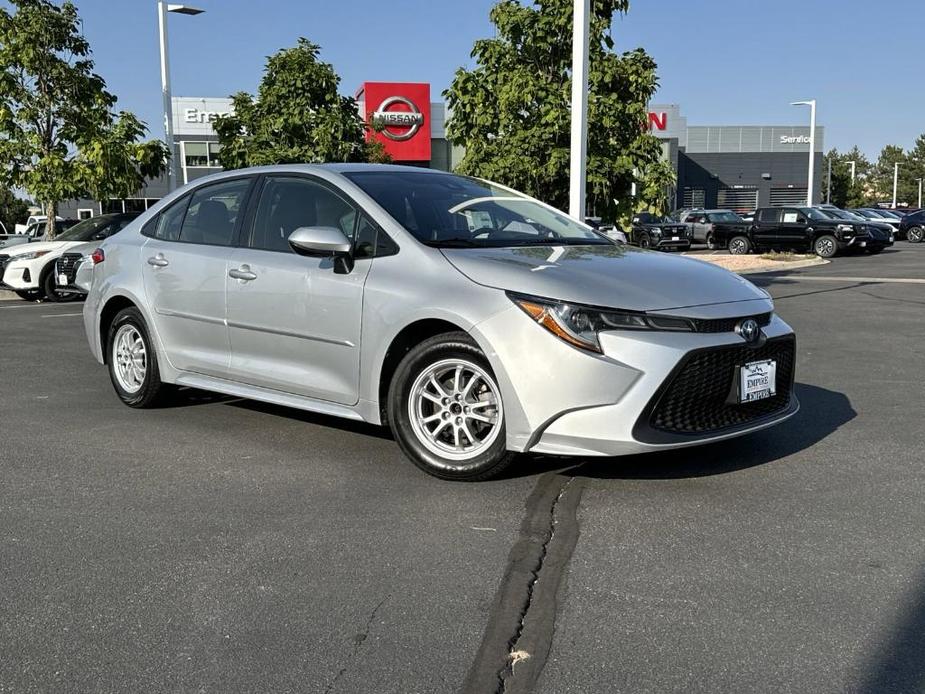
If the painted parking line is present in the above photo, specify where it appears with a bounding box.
[781,276,925,284]
[41,312,84,318]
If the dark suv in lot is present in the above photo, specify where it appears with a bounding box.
[724,207,871,258]
[630,212,691,251]
[679,209,750,249]
[899,209,925,243]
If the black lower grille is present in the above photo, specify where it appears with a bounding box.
[634,336,796,442]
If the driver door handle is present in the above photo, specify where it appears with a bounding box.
[228,266,257,281]
[147,254,168,267]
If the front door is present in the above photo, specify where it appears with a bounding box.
[141,177,253,376]
[778,208,812,250]
[225,175,372,405]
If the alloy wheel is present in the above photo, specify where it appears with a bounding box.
[112,324,147,394]
[407,358,503,465]
[729,238,747,255]
[909,226,924,243]
[815,237,836,257]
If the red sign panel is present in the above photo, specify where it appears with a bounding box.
[359,82,431,162]
[648,112,667,131]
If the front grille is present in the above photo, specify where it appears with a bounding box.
[690,312,772,333]
[0,254,9,284]
[56,253,82,282]
[635,335,796,441]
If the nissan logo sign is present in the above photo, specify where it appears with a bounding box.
[372,96,424,141]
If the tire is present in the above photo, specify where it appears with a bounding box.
[14,289,42,301]
[728,236,750,255]
[387,331,515,481]
[106,307,169,408]
[813,234,838,258]
[637,234,651,249]
[706,232,718,250]
[41,267,79,303]
[908,226,924,243]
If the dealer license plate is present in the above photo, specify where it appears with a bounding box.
[739,359,776,403]
[57,273,69,286]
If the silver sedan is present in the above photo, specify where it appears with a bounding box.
[82,165,798,480]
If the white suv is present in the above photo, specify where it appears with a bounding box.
[0,213,137,301]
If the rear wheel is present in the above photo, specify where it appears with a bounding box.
[728,236,750,255]
[813,235,838,258]
[908,226,924,243]
[106,307,169,408]
[706,232,719,250]
[387,332,514,481]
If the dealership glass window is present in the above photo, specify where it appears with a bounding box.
[184,141,209,167]
[124,199,148,213]
[208,142,222,167]
[179,178,251,246]
[102,199,125,214]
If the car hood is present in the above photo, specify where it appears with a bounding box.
[441,244,769,313]
[3,240,75,256]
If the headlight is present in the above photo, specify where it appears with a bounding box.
[509,293,693,353]
[836,224,854,233]
[651,227,662,234]
[16,250,51,260]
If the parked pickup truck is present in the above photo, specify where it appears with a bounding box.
[0,219,76,249]
[722,206,871,258]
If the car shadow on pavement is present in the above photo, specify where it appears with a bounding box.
[508,383,855,481]
[226,398,396,441]
[858,567,925,693]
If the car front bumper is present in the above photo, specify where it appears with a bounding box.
[0,258,42,291]
[471,304,797,457]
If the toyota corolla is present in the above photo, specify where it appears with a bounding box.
[83,165,797,480]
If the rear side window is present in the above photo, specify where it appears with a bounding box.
[153,196,190,241]
[179,178,251,246]
[757,209,779,223]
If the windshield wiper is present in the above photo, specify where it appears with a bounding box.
[423,237,482,248]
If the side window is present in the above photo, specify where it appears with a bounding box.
[153,196,191,241]
[758,208,778,223]
[179,178,251,246]
[248,176,358,253]
[781,208,801,224]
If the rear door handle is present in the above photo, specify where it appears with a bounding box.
[228,266,257,281]
[147,254,168,267]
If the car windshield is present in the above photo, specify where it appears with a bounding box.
[824,209,863,221]
[54,215,118,242]
[343,171,609,248]
[799,207,831,221]
[708,212,743,222]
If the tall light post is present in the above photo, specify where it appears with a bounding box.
[917,177,923,208]
[158,2,204,193]
[848,160,856,184]
[790,100,816,206]
[568,0,590,221]
[892,162,899,208]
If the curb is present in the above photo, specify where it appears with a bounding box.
[736,258,830,275]
[0,289,19,302]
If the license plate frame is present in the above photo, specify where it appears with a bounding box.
[739,359,777,403]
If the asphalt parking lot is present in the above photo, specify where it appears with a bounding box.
[2,245,924,693]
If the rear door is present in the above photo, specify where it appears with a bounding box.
[141,176,254,376]
[225,175,374,405]
[752,208,781,246]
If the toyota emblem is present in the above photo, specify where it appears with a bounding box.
[736,318,760,344]
[372,96,424,141]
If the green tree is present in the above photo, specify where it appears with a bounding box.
[214,39,387,169]
[0,186,30,233]
[904,134,925,207]
[0,0,169,239]
[444,0,667,221]
[869,144,917,206]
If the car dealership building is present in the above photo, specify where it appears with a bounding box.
[59,85,823,219]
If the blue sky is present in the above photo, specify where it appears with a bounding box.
[73,0,923,159]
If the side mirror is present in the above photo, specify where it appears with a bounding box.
[288,226,354,273]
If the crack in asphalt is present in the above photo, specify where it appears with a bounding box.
[323,594,389,694]
[461,473,585,694]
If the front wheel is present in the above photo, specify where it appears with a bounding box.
[637,234,651,249]
[728,236,750,255]
[387,332,514,481]
[814,235,838,258]
[14,289,43,301]
[106,307,170,408]
[908,226,924,243]
[42,270,79,303]
[706,232,719,250]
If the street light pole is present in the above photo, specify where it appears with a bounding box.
[916,177,923,209]
[791,100,816,206]
[826,156,832,203]
[568,0,590,221]
[892,162,899,209]
[157,2,204,193]
[848,160,856,184]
